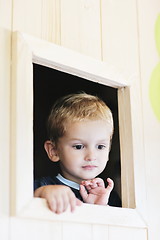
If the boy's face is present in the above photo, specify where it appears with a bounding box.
[55,120,112,184]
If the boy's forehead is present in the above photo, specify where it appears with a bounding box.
[64,119,113,137]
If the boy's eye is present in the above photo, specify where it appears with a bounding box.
[97,145,106,150]
[73,144,84,150]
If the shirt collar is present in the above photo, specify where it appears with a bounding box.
[56,173,80,190]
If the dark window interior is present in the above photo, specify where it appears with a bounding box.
[33,63,121,202]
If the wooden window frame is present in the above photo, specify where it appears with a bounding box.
[10,31,147,228]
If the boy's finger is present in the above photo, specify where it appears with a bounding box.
[81,180,98,189]
[106,178,114,192]
[70,196,82,212]
[81,180,91,186]
[76,198,83,206]
[91,178,105,188]
[56,198,64,214]
[62,195,70,212]
[81,180,93,190]
[79,184,88,202]
[69,195,76,212]
[48,198,56,213]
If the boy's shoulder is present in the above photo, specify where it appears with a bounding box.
[34,175,62,191]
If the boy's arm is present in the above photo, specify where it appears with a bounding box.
[79,178,114,205]
[34,185,82,214]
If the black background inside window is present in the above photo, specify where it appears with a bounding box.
[33,63,121,201]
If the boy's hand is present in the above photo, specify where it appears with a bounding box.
[34,185,82,214]
[80,178,114,205]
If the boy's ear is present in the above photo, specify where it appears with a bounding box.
[44,140,59,162]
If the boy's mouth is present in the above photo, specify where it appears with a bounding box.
[82,165,97,170]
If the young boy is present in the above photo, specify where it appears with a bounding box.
[34,93,120,214]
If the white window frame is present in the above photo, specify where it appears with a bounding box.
[10,31,147,228]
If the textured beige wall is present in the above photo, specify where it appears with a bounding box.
[0,0,12,239]
[137,1,160,239]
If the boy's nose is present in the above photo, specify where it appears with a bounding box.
[84,149,96,161]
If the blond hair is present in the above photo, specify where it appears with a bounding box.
[47,93,113,142]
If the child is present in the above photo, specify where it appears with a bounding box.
[34,93,120,214]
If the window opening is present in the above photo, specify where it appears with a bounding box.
[33,63,121,206]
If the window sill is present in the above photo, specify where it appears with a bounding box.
[18,198,146,229]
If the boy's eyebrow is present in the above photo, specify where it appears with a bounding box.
[68,138,83,142]
[68,138,109,143]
